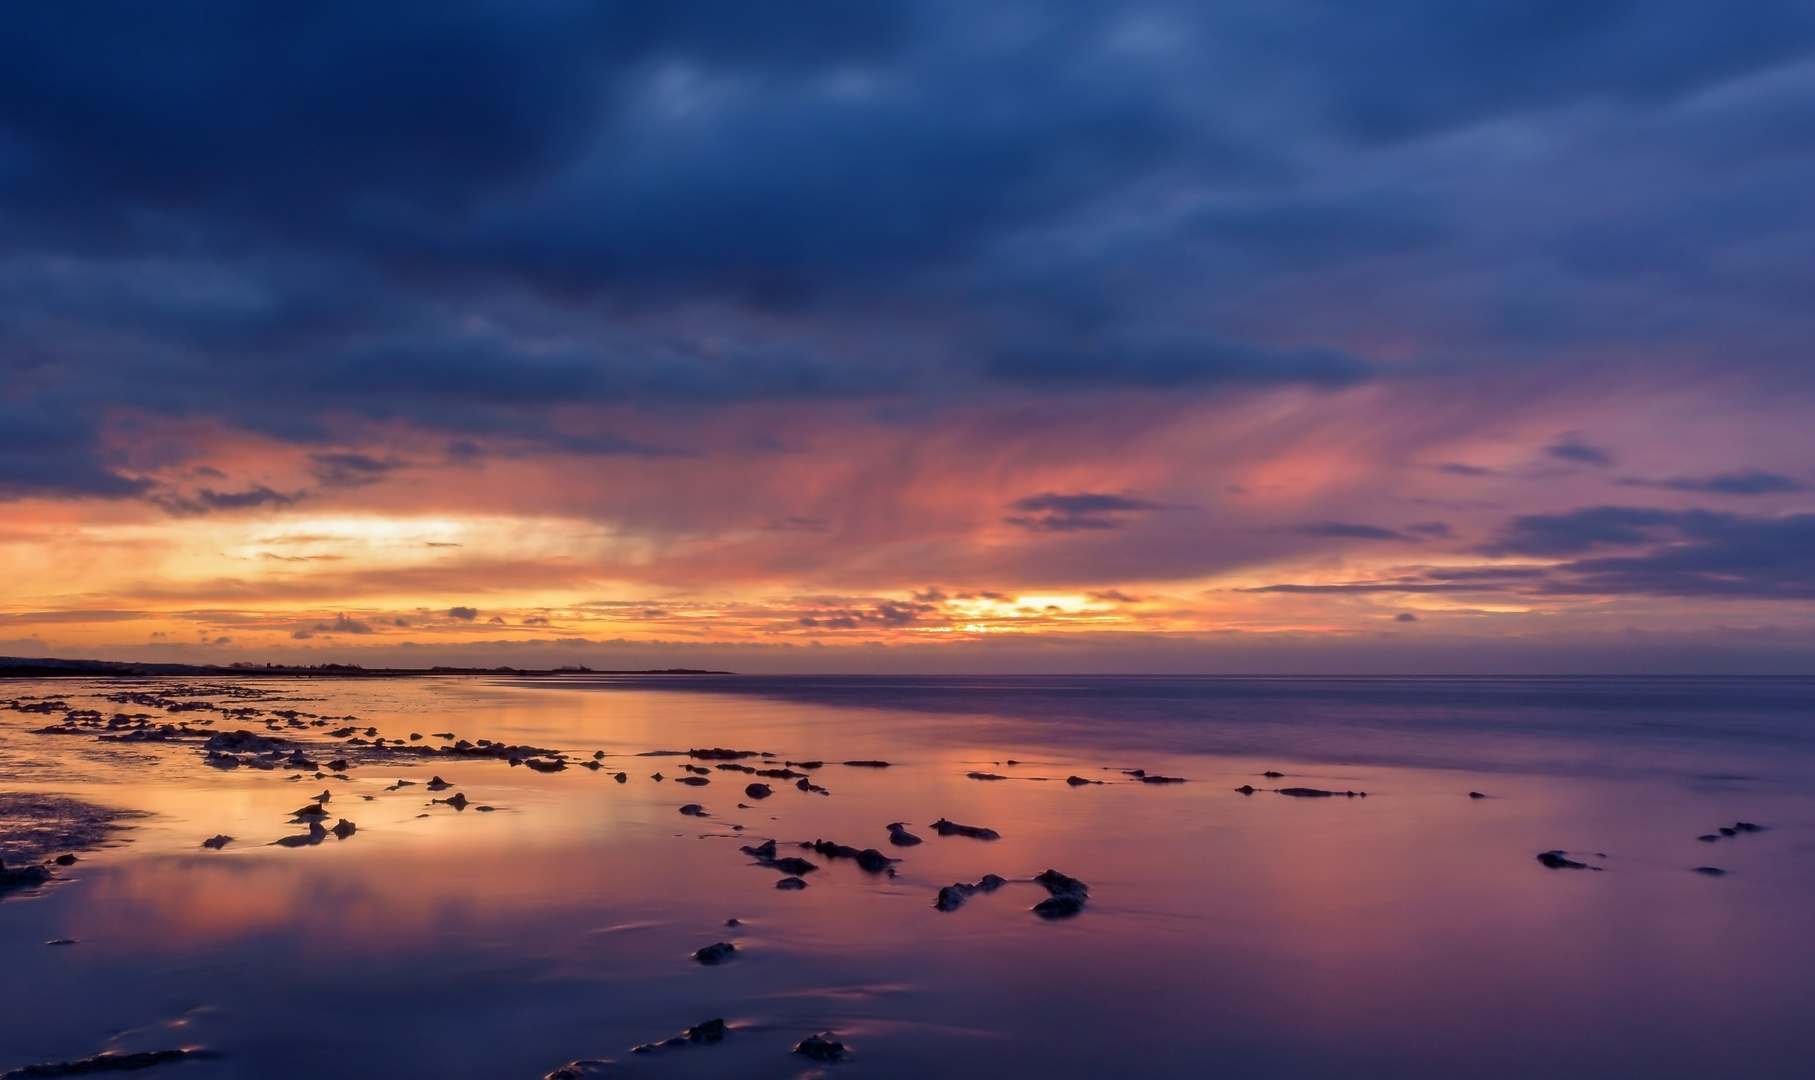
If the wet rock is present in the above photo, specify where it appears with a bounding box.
[525,758,567,773]
[808,840,897,872]
[1123,769,1145,777]
[433,793,470,811]
[1263,771,1284,778]
[1234,785,1256,795]
[326,759,349,772]
[931,818,1000,840]
[794,1034,846,1061]
[1468,792,1487,799]
[630,1018,727,1054]
[201,835,233,850]
[716,763,757,773]
[787,760,824,769]
[0,1048,193,1076]
[693,941,737,964]
[543,1060,611,1079]
[935,874,1008,911]
[776,876,807,890]
[745,783,773,800]
[967,772,1007,781]
[476,806,497,812]
[886,822,923,846]
[1276,787,1365,797]
[1536,850,1588,869]
[844,760,890,767]
[796,778,829,794]
[690,748,761,760]
[291,803,327,819]
[331,819,356,839]
[770,857,818,875]
[1065,776,1101,786]
[754,768,802,780]
[682,765,711,775]
[274,821,329,847]
[650,773,665,782]
[53,854,77,866]
[425,776,451,791]
[678,804,708,816]
[676,776,710,787]
[432,732,455,739]
[0,856,53,892]
[741,839,777,860]
[725,918,740,926]
[1140,775,1186,784]
[580,760,602,771]
[1693,866,1729,876]
[45,938,77,946]
[613,773,627,783]
[1032,868,1089,918]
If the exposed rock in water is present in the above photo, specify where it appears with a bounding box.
[676,776,710,787]
[931,818,1000,840]
[1234,785,1256,795]
[807,840,897,872]
[331,819,356,839]
[1032,868,1089,918]
[613,773,627,783]
[1535,850,1591,870]
[1469,792,1487,799]
[1263,771,1284,778]
[844,760,890,767]
[524,758,566,773]
[769,857,818,876]
[678,804,708,816]
[201,835,232,850]
[744,783,772,800]
[433,793,469,811]
[1693,866,1729,876]
[967,772,1006,781]
[273,821,328,848]
[54,854,77,866]
[886,822,923,846]
[1140,775,1186,784]
[630,1017,727,1054]
[794,1034,846,1061]
[935,874,1008,912]
[693,941,737,964]
[776,876,807,890]
[740,839,777,861]
[1,856,53,893]
[786,760,824,769]
[425,776,451,791]
[291,804,327,819]
[650,773,665,782]
[1276,787,1365,797]
[690,748,761,760]
[542,1059,612,1079]
[0,1048,194,1077]
[716,763,757,773]
[1065,776,1101,786]
[796,777,828,794]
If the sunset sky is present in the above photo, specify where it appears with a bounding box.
[4,2,1815,672]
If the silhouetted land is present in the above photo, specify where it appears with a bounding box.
[0,655,729,678]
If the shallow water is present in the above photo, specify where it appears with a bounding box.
[2,675,1813,1079]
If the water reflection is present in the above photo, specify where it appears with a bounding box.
[2,676,1813,1078]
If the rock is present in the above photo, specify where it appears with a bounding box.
[1693,866,1728,876]
[754,768,802,779]
[613,773,627,783]
[855,848,894,872]
[967,772,1007,780]
[683,764,710,774]
[274,820,329,847]
[332,819,356,839]
[931,817,1000,840]
[1276,787,1365,797]
[326,759,349,772]
[725,918,740,926]
[1263,771,1284,778]
[776,876,807,890]
[1234,785,1256,795]
[745,783,772,799]
[291,803,328,818]
[794,1034,846,1061]
[1468,792,1487,799]
[676,776,710,787]
[0,1049,192,1075]
[0,857,53,891]
[679,804,708,816]
[426,776,451,790]
[693,941,737,964]
[843,760,890,767]
[580,760,602,771]
[1536,850,1588,869]
[543,1059,611,1079]
[524,758,566,773]
[786,760,824,769]
[1032,868,1089,918]
[741,839,777,860]
[434,792,470,810]
[685,1019,726,1043]
[935,874,1008,911]
[770,857,818,875]
[1140,775,1186,784]
[201,835,233,850]
[1065,776,1100,786]
[690,748,761,760]
[476,806,497,812]
[45,938,77,946]
[886,822,923,846]
[796,778,828,794]
[650,773,665,782]
[53,854,77,866]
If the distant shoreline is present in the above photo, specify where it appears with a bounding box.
[0,655,731,679]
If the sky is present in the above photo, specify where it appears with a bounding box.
[3,1,1815,673]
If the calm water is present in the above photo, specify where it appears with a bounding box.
[2,675,1813,1079]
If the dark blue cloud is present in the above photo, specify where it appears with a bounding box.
[1545,436,1615,467]
[2,1,1814,498]
[1006,492,1161,532]
[1294,522,1409,541]
[1619,470,1805,495]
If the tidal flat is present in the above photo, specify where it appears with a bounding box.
[2,675,1813,1079]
